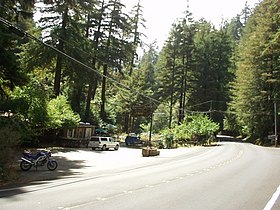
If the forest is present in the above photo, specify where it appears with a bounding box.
[0,0,279,155]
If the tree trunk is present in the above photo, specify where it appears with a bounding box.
[72,85,82,113]
[54,52,63,96]
[84,0,105,120]
[85,83,93,121]
[169,51,176,128]
[178,54,185,124]
[54,5,68,96]
[100,64,108,120]
[100,0,112,121]
[124,113,129,133]
[85,75,98,122]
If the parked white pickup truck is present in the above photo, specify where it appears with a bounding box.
[88,136,120,151]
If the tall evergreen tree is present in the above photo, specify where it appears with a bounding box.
[99,0,130,121]
[37,0,94,97]
[177,11,196,124]
[127,0,145,76]
[229,0,280,139]
[156,11,197,127]
[79,0,101,121]
[0,1,35,98]
[115,43,158,133]
[190,21,232,126]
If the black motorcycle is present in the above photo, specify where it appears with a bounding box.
[20,150,58,171]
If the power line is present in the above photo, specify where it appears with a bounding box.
[0,16,234,117]
[0,5,231,116]
[0,16,161,106]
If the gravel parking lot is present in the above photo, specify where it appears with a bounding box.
[1,147,196,189]
[52,147,193,173]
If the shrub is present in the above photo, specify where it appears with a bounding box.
[160,114,220,147]
[161,129,176,148]
[47,95,81,129]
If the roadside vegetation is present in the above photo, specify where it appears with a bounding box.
[0,0,279,181]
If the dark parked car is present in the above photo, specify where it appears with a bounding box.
[125,135,143,146]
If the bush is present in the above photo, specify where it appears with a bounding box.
[160,130,176,148]
[160,114,220,147]
[47,95,81,129]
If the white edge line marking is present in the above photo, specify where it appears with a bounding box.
[263,184,280,210]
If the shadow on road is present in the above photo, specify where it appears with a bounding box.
[0,148,91,198]
[203,144,222,147]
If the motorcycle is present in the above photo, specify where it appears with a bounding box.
[20,150,58,171]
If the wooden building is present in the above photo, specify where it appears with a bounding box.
[59,122,95,147]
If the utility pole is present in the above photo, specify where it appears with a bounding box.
[149,112,153,146]
[274,100,278,147]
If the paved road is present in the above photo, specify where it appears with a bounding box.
[1,142,280,210]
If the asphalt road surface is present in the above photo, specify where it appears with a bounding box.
[1,142,280,210]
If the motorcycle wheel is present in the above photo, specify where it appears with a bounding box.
[47,160,58,171]
[20,161,32,171]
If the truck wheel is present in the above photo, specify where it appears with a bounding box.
[114,145,119,150]
[102,145,106,151]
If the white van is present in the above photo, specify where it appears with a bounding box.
[88,136,120,151]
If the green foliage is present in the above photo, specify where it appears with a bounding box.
[155,13,233,127]
[47,95,81,129]
[185,114,219,136]
[161,114,219,147]
[114,44,158,133]
[1,0,276,148]
[0,2,33,97]
[0,118,21,149]
[7,81,49,141]
[151,104,169,133]
[190,21,232,125]
[228,0,280,139]
[161,130,175,149]
[2,83,81,143]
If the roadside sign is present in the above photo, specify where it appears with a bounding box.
[268,135,276,140]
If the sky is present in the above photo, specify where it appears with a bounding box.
[122,0,262,48]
